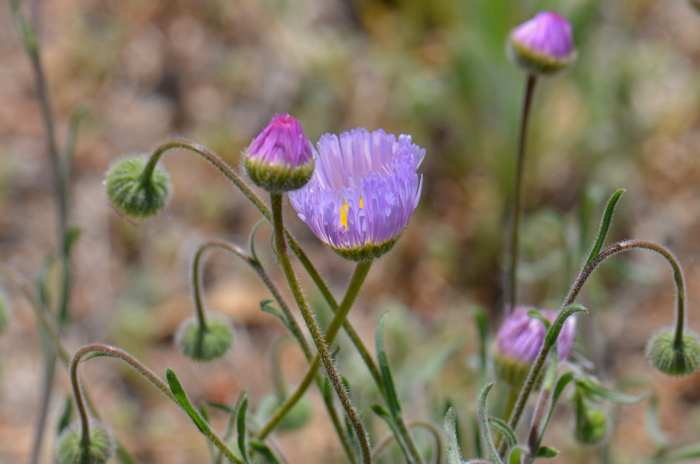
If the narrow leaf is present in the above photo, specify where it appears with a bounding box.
[477,382,504,464]
[540,372,575,438]
[372,404,412,462]
[260,299,293,333]
[585,189,624,267]
[508,445,529,464]
[471,416,482,459]
[61,103,90,190]
[488,417,516,449]
[376,313,402,416]
[250,440,282,464]
[576,377,649,405]
[535,446,559,458]
[166,368,209,433]
[472,306,488,376]
[237,394,250,464]
[543,305,587,350]
[444,407,464,464]
[248,219,266,264]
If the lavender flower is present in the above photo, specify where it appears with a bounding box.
[244,113,315,192]
[289,128,425,261]
[508,12,577,75]
[494,307,576,386]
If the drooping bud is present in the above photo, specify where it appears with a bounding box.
[104,156,171,219]
[175,314,234,362]
[244,113,315,193]
[508,12,577,75]
[56,422,115,464]
[258,393,312,432]
[572,388,608,446]
[493,307,576,387]
[646,328,700,377]
[0,292,9,334]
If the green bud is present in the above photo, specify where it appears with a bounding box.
[175,314,233,362]
[0,292,9,334]
[257,393,312,432]
[104,156,170,219]
[646,328,700,377]
[56,422,114,464]
[574,406,608,446]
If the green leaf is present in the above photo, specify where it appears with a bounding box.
[63,226,82,256]
[444,407,463,464]
[470,415,482,460]
[250,440,282,464]
[375,313,402,416]
[540,372,575,441]
[526,309,551,330]
[237,394,250,464]
[61,103,90,190]
[535,446,559,458]
[543,305,587,350]
[509,445,529,464]
[248,219,266,264]
[57,395,73,434]
[10,0,38,57]
[371,404,411,462]
[115,443,138,464]
[488,416,516,449]
[646,393,668,447]
[166,368,209,433]
[259,299,293,333]
[477,382,504,464]
[576,377,649,405]
[471,306,488,376]
[585,189,624,267]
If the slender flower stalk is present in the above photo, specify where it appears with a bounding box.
[270,193,372,464]
[504,75,538,314]
[69,344,244,464]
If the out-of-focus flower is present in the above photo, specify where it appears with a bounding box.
[289,128,424,261]
[493,307,576,386]
[508,11,577,75]
[244,113,315,193]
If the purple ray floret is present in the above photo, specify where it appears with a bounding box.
[247,113,314,168]
[289,128,424,256]
[497,307,576,363]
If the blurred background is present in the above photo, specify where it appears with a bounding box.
[2,0,700,462]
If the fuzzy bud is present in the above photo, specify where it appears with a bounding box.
[175,314,234,362]
[244,113,315,192]
[508,12,577,75]
[646,328,700,377]
[574,405,608,446]
[0,292,9,334]
[104,156,171,219]
[56,422,115,464]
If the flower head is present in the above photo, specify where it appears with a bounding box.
[244,113,315,192]
[289,128,424,261]
[508,12,577,75]
[494,307,576,386]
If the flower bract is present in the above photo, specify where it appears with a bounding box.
[289,128,424,261]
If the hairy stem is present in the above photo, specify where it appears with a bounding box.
[505,74,538,315]
[270,193,371,464]
[70,344,243,464]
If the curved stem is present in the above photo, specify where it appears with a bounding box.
[505,74,538,315]
[192,239,312,360]
[257,259,373,439]
[269,193,371,464]
[70,344,243,464]
[564,240,685,345]
[373,421,441,464]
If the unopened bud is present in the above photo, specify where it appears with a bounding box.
[175,314,233,362]
[646,328,700,377]
[56,422,114,464]
[258,393,312,432]
[574,405,608,446]
[104,156,171,219]
[508,12,577,75]
[244,113,315,193]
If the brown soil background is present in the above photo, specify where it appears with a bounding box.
[2,0,700,463]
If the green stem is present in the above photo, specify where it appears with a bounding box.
[269,193,372,464]
[505,74,538,315]
[373,421,441,464]
[564,240,685,345]
[70,344,243,464]
[257,260,373,439]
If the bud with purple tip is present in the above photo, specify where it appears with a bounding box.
[508,12,577,75]
[493,307,576,387]
[244,113,316,193]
